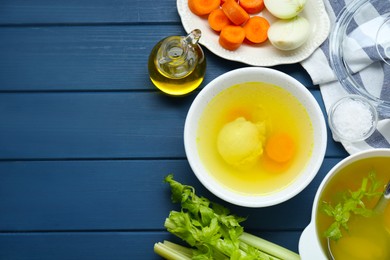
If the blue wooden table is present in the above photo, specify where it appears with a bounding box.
[0,1,349,259]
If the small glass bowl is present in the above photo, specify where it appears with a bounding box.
[328,95,378,142]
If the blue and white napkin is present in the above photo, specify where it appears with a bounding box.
[301,0,390,154]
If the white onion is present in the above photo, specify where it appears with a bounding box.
[264,0,306,19]
[268,16,310,51]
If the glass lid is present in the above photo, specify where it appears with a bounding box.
[329,0,390,118]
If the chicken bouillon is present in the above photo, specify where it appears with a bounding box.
[316,157,390,259]
[196,82,314,195]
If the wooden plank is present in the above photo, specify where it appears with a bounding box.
[0,231,301,259]
[0,0,179,24]
[0,25,314,91]
[0,25,179,91]
[0,92,191,159]
[0,159,341,231]
[0,91,347,159]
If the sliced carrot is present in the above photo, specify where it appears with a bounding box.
[188,0,221,16]
[221,0,250,25]
[265,133,295,163]
[239,0,265,14]
[208,8,231,32]
[243,16,270,44]
[219,25,245,50]
[220,0,238,5]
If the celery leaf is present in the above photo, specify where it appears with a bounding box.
[320,171,383,241]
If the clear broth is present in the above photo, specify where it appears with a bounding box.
[196,82,314,195]
[316,157,390,259]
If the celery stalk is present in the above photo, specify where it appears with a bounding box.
[154,241,192,260]
[161,240,193,258]
[239,241,281,260]
[156,174,302,259]
[239,232,300,260]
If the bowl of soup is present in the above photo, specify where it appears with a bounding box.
[184,67,327,207]
[299,148,390,259]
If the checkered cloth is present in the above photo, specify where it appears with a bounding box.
[301,0,390,154]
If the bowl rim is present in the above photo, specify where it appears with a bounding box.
[184,67,327,207]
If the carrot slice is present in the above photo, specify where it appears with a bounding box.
[221,0,250,25]
[243,16,270,43]
[219,25,245,50]
[239,0,265,14]
[265,133,295,163]
[188,0,221,16]
[220,0,238,5]
[208,8,231,32]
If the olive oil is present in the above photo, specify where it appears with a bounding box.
[148,29,206,96]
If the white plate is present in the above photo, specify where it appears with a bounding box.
[177,0,330,66]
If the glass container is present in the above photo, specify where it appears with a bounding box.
[329,0,390,118]
[328,95,378,142]
[148,29,206,96]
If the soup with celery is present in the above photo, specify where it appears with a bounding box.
[316,157,390,260]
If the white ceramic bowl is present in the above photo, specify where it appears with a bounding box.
[299,148,390,259]
[184,67,327,207]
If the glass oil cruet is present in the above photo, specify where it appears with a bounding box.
[148,29,206,96]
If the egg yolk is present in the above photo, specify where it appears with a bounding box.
[265,133,295,163]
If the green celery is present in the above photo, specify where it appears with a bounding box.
[154,241,192,260]
[154,174,300,260]
[320,171,383,241]
[239,232,299,260]
[163,240,194,258]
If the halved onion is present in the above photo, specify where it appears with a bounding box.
[264,0,306,19]
[268,16,310,51]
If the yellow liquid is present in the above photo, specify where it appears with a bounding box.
[316,157,390,259]
[148,41,206,96]
[197,82,314,195]
[329,215,390,260]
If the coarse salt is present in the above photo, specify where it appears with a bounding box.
[331,98,374,141]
